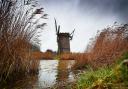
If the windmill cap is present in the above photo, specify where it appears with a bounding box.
[58,33,70,37]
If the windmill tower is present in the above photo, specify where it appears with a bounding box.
[55,19,75,54]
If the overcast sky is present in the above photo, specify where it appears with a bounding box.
[38,0,128,52]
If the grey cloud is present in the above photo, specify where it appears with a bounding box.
[40,0,128,21]
[38,0,127,52]
[79,0,128,22]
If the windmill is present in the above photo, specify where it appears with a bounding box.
[54,18,75,54]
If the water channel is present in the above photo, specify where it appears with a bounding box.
[11,60,76,89]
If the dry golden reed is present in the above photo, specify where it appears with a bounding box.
[0,0,46,83]
[61,24,128,69]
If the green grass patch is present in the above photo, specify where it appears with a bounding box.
[76,67,113,89]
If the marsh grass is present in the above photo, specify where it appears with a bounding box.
[64,24,128,69]
[86,24,128,69]
[59,53,89,70]
[31,51,55,59]
[76,67,113,89]
[0,0,46,86]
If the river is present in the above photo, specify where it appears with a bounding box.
[11,60,76,89]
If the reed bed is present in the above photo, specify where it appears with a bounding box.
[31,51,55,59]
[86,24,128,69]
[0,0,46,86]
[41,51,55,59]
[59,53,76,60]
[61,24,128,69]
[60,53,89,69]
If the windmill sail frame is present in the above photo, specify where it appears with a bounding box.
[54,19,75,54]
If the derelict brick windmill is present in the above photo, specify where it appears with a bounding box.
[54,19,75,54]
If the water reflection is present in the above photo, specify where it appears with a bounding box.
[38,60,58,88]
[38,60,75,88]
[10,60,75,89]
[57,60,75,82]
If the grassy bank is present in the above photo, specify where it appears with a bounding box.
[75,52,128,89]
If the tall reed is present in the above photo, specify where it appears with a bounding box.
[87,24,128,68]
[0,0,46,84]
[70,24,128,69]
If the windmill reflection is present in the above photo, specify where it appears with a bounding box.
[56,60,69,82]
[56,60,75,82]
